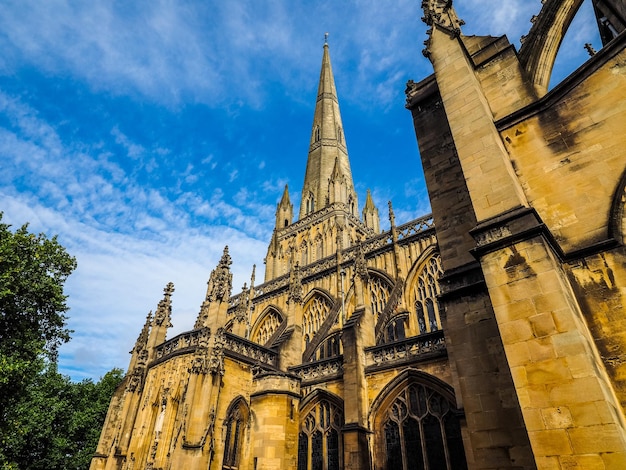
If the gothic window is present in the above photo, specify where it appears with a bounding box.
[413,255,443,334]
[222,400,248,470]
[298,399,343,470]
[303,296,332,350]
[252,309,283,345]
[314,125,321,142]
[312,333,342,361]
[385,317,407,343]
[369,276,391,323]
[337,126,342,144]
[306,193,315,215]
[381,383,467,470]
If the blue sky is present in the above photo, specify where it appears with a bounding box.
[0,0,601,381]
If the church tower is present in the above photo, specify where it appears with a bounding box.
[264,38,375,282]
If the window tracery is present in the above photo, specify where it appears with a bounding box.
[303,296,332,349]
[382,382,466,470]
[252,309,283,345]
[297,399,343,470]
[414,256,443,334]
[311,333,342,361]
[222,400,248,470]
[369,276,391,323]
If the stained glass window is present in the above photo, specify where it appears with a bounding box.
[222,401,247,470]
[297,399,343,470]
[381,382,467,470]
[414,255,443,334]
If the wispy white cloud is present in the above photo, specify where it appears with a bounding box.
[0,0,600,383]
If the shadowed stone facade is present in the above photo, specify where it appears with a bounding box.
[92,1,626,468]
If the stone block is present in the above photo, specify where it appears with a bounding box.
[528,429,573,455]
[568,424,626,454]
[529,312,558,338]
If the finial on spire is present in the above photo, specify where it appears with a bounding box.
[324,32,329,45]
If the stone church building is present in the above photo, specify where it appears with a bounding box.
[91,1,626,468]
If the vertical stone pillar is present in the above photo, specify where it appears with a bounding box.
[475,222,626,468]
[341,262,374,470]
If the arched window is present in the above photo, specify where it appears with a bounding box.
[222,399,248,470]
[306,193,315,215]
[369,276,391,323]
[413,256,443,334]
[385,317,407,343]
[297,399,343,470]
[252,309,283,346]
[381,382,467,470]
[315,126,321,142]
[302,296,332,350]
[312,333,342,361]
[337,126,342,144]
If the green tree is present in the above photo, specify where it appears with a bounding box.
[0,214,77,412]
[1,365,124,470]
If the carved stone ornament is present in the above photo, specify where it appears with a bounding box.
[354,241,369,281]
[421,0,465,56]
[234,283,249,322]
[189,352,209,375]
[208,329,226,376]
[154,282,174,327]
[131,311,151,355]
[126,366,145,393]
[206,246,233,303]
[288,263,304,305]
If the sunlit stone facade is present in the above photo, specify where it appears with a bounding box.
[92,1,626,468]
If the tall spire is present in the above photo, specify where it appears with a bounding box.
[300,38,356,219]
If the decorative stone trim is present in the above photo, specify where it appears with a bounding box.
[365,330,447,372]
[290,356,343,385]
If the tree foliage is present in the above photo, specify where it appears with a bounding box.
[0,215,124,468]
[0,213,77,412]
[1,366,124,470]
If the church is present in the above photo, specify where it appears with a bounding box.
[91,1,626,469]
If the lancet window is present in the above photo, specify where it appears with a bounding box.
[414,256,443,334]
[369,275,391,323]
[222,400,248,470]
[303,296,332,349]
[252,309,283,346]
[382,382,467,470]
[297,399,343,470]
[305,193,315,215]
